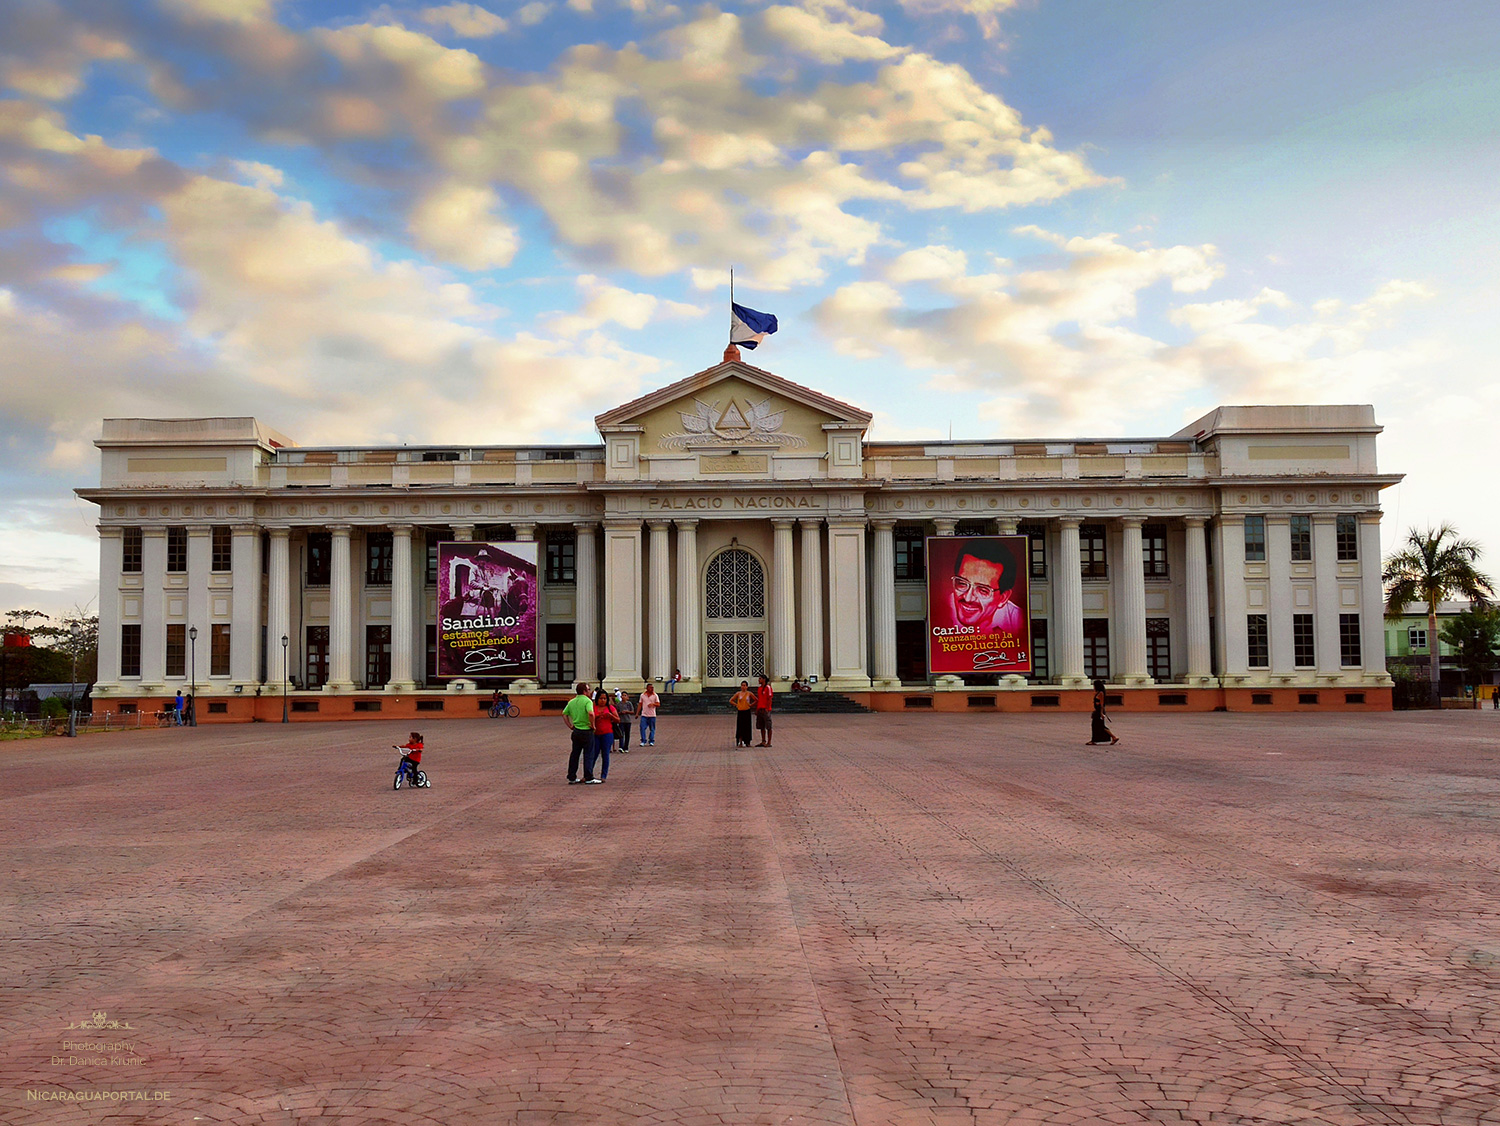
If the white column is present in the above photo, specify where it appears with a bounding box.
[186,526,212,690]
[96,527,123,689]
[229,525,261,690]
[1311,515,1341,678]
[770,519,797,682]
[798,518,824,682]
[452,525,474,542]
[266,528,291,694]
[574,522,598,684]
[826,520,870,689]
[870,519,899,687]
[674,519,701,688]
[996,517,1019,536]
[603,520,644,689]
[140,528,167,689]
[1359,512,1389,682]
[1218,517,1250,678]
[1183,517,1212,683]
[647,520,673,683]
[389,526,416,689]
[1266,515,1295,677]
[1054,518,1086,684]
[513,523,536,542]
[1116,517,1150,684]
[326,525,354,690]
[933,518,957,536]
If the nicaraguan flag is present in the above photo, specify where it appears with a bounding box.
[730,302,778,350]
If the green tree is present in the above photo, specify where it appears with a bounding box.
[1440,606,1500,707]
[1384,526,1495,707]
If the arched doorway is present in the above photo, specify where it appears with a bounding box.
[704,547,766,686]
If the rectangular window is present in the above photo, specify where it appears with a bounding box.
[1080,524,1107,578]
[166,527,188,573]
[365,624,391,687]
[165,623,186,678]
[122,527,143,573]
[1243,516,1266,562]
[1247,614,1269,668]
[546,531,576,584]
[120,624,141,677]
[365,532,393,586]
[1408,626,1428,653]
[1336,514,1359,561]
[1020,522,1047,578]
[1340,614,1362,666]
[1083,618,1110,681]
[305,626,329,689]
[546,623,576,686]
[1147,617,1171,682]
[1029,618,1049,682]
[306,532,331,586]
[210,623,231,676]
[894,526,926,581]
[425,528,450,586]
[425,624,438,680]
[1289,515,1312,562]
[1142,524,1168,578]
[1293,613,1315,667]
[211,526,232,571]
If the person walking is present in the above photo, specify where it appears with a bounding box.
[588,689,619,783]
[617,690,635,752]
[730,680,755,748]
[638,682,660,746]
[754,675,775,747]
[1088,679,1119,746]
[563,683,596,784]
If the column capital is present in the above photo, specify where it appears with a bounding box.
[1056,515,1082,530]
[1263,513,1292,525]
[186,524,213,536]
[573,520,599,534]
[1117,515,1145,529]
[869,517,897,531]
[932,518,957,535]
[231,523,260,536]
[97,525,125,539]
[1311,512,1338,525]
[798,516,823,529]
[1182,515,1207,529]
[647,519,671,531]
[771,518,797,531]
[142,526,168,538]
[389,523,414,537]
[674,518,699,531]
[328,524,353,536]
[1357,510,1383,525]
[267,526,291,540]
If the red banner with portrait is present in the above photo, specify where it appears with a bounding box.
[925,535,1032,676]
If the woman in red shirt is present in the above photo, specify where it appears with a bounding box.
[588,690,619,783]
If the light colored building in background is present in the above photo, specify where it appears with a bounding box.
[76,352,1400,719]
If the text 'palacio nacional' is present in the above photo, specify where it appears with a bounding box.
[78,350,1399,719]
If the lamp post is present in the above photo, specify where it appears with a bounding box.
[188,625,198,727]
[281,634,290,723]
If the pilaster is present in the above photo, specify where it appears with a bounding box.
[140,528,167,690]
[574,522,599,684]
[1359,512,1390,682]
[674,520,701,689]
[603,520,644,690]
[266,528,292,694]
[825,520,870,689]
[95,527,124,690]
[1266,515,1295,677]
[869,519,899,687]
[229,525,261,690]
[325,525,354,691]
[798,519,825,682]
[771,519,797,682]
[647,520,672,683]
[1116,517,1150,685]
[1054,518,1087,685]
[388,525,417,689]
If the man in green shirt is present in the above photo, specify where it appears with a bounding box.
[563,683,596,784]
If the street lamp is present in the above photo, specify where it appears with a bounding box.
[188,625,198,727]
[281,634,290,723]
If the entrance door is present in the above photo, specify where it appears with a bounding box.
[896,619,928,683]
[704,548,767,685]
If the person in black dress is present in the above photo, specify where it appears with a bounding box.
[1088,678,1119,745]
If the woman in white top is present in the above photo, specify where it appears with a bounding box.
[638,683,661,746]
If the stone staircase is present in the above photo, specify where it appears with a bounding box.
[652,687,869,715]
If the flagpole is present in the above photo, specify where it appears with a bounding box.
[729,266,734,343]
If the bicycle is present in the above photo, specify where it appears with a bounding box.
[488,702,520,719]
[392,749,431,790]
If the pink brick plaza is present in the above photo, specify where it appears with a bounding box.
[3,711,1498,1124]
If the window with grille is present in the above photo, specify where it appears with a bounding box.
[955,520,990,537]
[366,625,391,686]
[1080,524,1107,578]
[1336,514,1359,561]
[546,623,576,685]
[1029,618,1048,681]
[1083,618,1109,680]
[306,626,329,688]
[1293,614,1315,667]
[546,532,576,584]
[121,527,143,573]
[1143,524,1168,577]
[1020,522,1047,578]
[1243,516,1266,562]
[166,623,186,678]
[425,624,437,680]
[166,527,187,573]
[120,624,141,677]
[1147,617,1171,681]
[366,532,393,586]
[1247,614,1269,668]
[894,526,926,581]
[211,623,231,676]
[1290,515,1312,562]
[211,526,232,571]
[1340,614,1362,666]
[306,532,331,585]
[425,528,450,585]
[705,549,764,619]
[706,632,766,680]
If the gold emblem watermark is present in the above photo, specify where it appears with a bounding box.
[21,1009,171,1106]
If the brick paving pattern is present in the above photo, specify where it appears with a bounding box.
[2,710,1499,1124]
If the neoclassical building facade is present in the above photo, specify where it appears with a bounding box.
[79,354,1398,718]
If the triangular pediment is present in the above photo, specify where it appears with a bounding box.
[595,359,871,434]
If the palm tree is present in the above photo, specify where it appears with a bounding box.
[1384,525,1495,706]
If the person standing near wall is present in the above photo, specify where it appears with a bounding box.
[564,683,595,784]
[754,675,775,748]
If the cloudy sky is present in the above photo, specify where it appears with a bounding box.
[3,0,1498,618]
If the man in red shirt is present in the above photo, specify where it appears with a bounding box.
[754,675,775,747]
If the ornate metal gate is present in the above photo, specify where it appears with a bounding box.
[704,548,766,685]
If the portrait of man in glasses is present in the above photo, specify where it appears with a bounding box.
[944,539,1022,635]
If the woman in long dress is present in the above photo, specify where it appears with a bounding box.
[1089,678,1119,746]
[730,681,756,747]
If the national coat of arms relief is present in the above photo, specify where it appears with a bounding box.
[658,397,808,450]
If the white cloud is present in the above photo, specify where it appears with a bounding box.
[887,245,969,283]
[317,24,487,102]
[420,3,509,38]
[760,2,903,64]
[407,181,520,270]
[894,0,1020,40]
